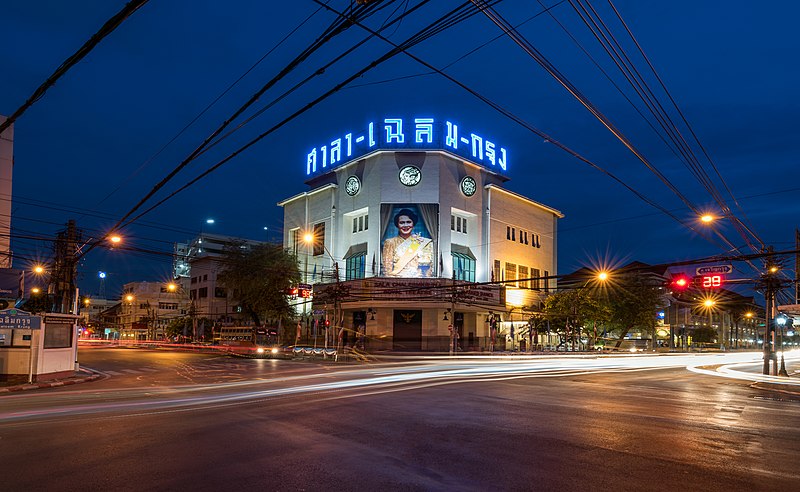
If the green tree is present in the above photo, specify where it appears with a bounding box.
[543,289,610,350]
[217,242,301,328]
[604,273,665,349]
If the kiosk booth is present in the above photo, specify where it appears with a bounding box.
[0,309,79,384]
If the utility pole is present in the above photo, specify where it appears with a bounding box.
[51,220,81,314]
[761,246,779,375]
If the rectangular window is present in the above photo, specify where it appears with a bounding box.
[313,222,325,256]
[346,253,367,280]
[544,270,550,292]
[511,228,516,242]
[158,302,178,310]
[519,231,524,244]
[199,287,208,298]
[451,215,456,231]
[506,226,511,240]
[190,277,197,284]
[352,214,368,234]
[505,262,517,287]
[291,229,301,255]
[43,322,72,349]
[518,266,529,289]
[452,252,475,282]
[214,287,227,298]
[494,260,501,282]
[203,274,208,281]
[461,217,467,234]
[190,289,197,300]
[524,231,528,245]
[532,268,541,291]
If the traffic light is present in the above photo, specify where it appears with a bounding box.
[670,275,691,291]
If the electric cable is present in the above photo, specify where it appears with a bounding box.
[0,0,149,136]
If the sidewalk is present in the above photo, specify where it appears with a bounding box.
[0,368,102,393]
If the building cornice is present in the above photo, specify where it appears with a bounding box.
[485,184,564,218]
[277,183,338,207]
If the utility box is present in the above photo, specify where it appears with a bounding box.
[0,310,79,384]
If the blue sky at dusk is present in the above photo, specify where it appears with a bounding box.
[1,1,798,297]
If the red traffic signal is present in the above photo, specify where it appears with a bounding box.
[670,275,691,290]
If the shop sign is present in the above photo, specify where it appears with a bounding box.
[0,308,42,330]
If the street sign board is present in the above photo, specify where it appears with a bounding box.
[695,265,733,275]
[0,308,42,330]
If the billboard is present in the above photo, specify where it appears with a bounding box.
[381,204,438,278]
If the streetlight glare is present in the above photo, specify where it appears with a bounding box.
[33,265,45,274]
[703,299,715,307]
[125,294,134,302]
[597,271,609,281]
[109,235,122,244]
[167,283,177,292]
[303,232,314,244]
[700,214,714,223]
[31,287,41,294]
[206,219,215,224]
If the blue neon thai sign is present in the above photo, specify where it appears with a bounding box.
[306,117,508,176]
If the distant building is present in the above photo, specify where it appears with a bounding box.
[279,115,562,351]
[173,233,265,336]
[118,281,192,340]
[78,298,118,338]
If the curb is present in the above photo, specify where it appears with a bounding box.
[0,369,102,393]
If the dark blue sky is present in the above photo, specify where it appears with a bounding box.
[1,1,798,297]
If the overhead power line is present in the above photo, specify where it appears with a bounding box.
[118,0,502,228]
[0,0,149,136]
[88,0,394,259]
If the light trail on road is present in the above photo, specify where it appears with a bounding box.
[2,351,796,423]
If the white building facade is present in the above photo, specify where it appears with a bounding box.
[279,116,562,351]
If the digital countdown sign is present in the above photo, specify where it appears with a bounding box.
[697,275,724,288]
[306,116,508,176]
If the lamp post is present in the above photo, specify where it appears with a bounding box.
[303,231,341,355]
[776,314,790,377]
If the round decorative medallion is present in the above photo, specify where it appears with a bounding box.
[398,165,421,187]
[345,175,361,196]
[460,176,477,196]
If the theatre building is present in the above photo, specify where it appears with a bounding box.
[279,116,562,351]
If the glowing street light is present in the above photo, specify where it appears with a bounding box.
[167,283,178,292]
[33,265,45,274]
[125,294,134,302]
[109,235,122,245]
[700,214,715,224]
[31,287,41,294]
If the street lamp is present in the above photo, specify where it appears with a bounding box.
[776,314,790,376]
[700,214,715,224]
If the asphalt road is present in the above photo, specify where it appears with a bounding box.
[1,347,798,491]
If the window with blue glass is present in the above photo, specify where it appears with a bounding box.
[451,252,475,282]
[346,252,367,280]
